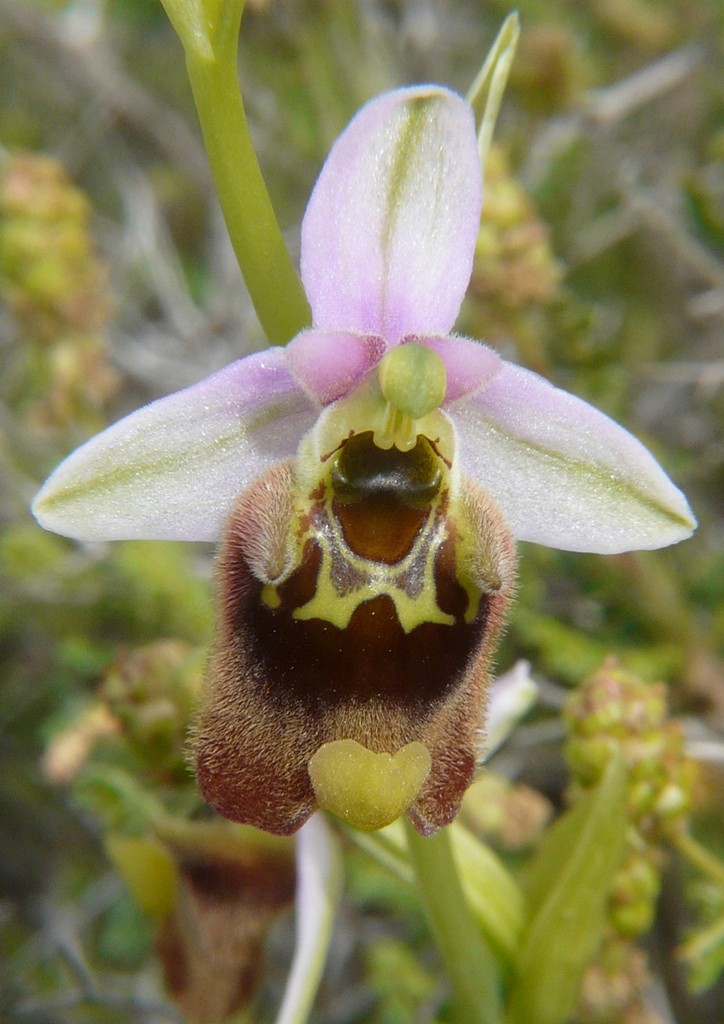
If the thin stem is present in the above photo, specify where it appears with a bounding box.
[679,912,724,964]
[673,829,724,888]
[185,24,311,344]
[404,821,503,1024]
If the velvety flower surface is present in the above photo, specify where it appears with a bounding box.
[33,85,695,836]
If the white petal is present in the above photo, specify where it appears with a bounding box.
[455,362,696,553]
[482,661,538,761]
[32,350,319,542]
[275,814,343,1024]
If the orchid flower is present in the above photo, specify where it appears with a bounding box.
[33,85,695,839]
[110,813,341,1024]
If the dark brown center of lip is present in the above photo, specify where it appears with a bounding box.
[331,431,442,506]
[329,431,442,563]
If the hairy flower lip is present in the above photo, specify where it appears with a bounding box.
[193,458,518,837]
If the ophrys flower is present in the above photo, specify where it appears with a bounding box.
[33,85,695,836]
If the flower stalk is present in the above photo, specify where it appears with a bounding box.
[172,0,311,343]
[404,821,503,1024]
[673,829,724,889]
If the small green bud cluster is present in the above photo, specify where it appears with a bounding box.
[465,144,562,374]
[565,659,697,1022]
[0,153,118,429]
[576,940,659,1024]
[44,640,204,792]
[471,145,560,312]
[98,640,205,785]
[0,153,108,338]
[565,658,695,851]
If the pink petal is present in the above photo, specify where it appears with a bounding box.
[32,350,318,542]
[301,86,481,342]
[453,362,697,553]
[413,334,502,402]
[286,329,389,404]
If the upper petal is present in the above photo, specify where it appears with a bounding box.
[32,350,319,542]
[454,362,696,553]
[301,86,481,342]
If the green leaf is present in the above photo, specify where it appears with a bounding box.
[348,819,526,965]
[507,751,628,1024]
[451,822,527,966]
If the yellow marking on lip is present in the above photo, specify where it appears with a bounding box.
[290,489,454,633]
[267,377,471,632]
[261,584,281,609]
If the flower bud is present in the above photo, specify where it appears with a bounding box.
[99,640,204,782]
[565,657,698,1015]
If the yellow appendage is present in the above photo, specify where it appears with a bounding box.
[308,739,432,830]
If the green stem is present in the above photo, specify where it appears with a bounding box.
[674,829,724,888]
[184,10,311,345]
[679,912,724,964]
[404,821,503,1024]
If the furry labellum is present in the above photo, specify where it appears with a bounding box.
[194,367,516,835]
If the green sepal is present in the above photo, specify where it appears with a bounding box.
[507,750,628,1024]
[159,0,245,61]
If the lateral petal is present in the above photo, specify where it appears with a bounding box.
[415,334,502,402]
[32,350,318,542]
[285,329,388,405]
[454,362,696,553]
[301,86,481,342]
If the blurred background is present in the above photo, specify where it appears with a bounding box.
[0,1,722,1021]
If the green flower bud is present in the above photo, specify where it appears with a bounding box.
[564,659,697,962]
[0,153,110,340]
[99,640,205,782]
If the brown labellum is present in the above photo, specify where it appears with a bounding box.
[193,449,516,836]
[156,833,295,1024]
